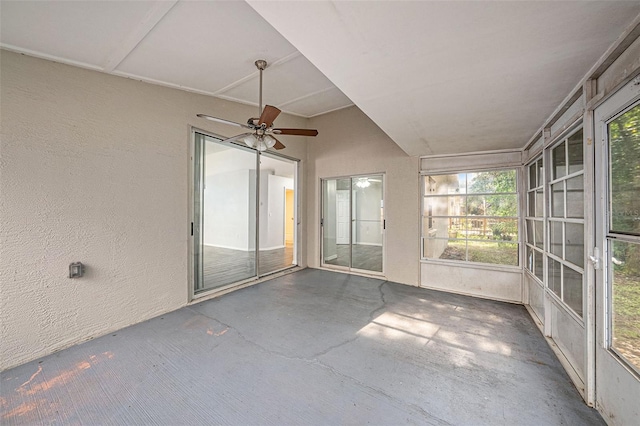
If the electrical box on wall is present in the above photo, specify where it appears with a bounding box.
[68,262,85,278]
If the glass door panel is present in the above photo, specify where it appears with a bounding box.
[594,84,640,423]
[322,178,351,268]
[195,134,257,293]
[321,175,384,274]
[351,175,384,272]
[606,102,640,372]
[258,152,298,276]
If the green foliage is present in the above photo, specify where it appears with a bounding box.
[466,170,518,239]
[609,104,640,234]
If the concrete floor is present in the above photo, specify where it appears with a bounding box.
[1,269,604,425]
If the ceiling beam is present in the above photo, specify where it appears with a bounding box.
[102,0,178,72]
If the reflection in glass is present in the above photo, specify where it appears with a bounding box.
[567,129,584,174]
[352,175,383,272]
[534,220,544,249]
[551,182,564,217]
[537,159,544,187]
[610,240,640,371]
[553,142,566,180]
[425,195,465,217]
[199,136,257,292]
[563,266,583,317]
[565,223,584,268]
[528,192,536,217]
[535,189,544,217]
[258,154,297,276]
[426,174,465,195]
[609,103,640,236]
[550,221,563,258]
[548,258,562,297]
[322,178,351,268]
[534,249,544,282]
[529,164,537,190]
[526,220,533,245]
[566,176,584,218]
[526,245,533,272]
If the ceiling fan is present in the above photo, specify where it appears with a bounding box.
[197,59,318,151]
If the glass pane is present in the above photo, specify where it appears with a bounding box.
[526,219,534,245]
[258,154,297,276]
[550,221,563,257]
[609,103,640,236]
[534,249,544,282]
[567,129,584,174]
[200,137,257,292]
[466,240,518,266]
[565,223,584,268]
[528,192,536,217]
[526,245,533,272]
[535,189,544,217]
[467,194,517,217]
[352,175,383,272]
[551,182,564,218]
[425,195,465,217]
[426,174,466,195]
[467,170,517,193]
[566,176,584,218]
[552,142,566,180]
[563,266,583,317]
[466,218,517,242]
[529,163,537,190]
[548,258,562,297]
[537,159,544,187]
[610,240,640,371]
[323,178,351,268]
[425,237,467,261]
[534,220,544,249]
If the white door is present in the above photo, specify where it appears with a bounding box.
[593,77,640,425]
[336,190,350,244]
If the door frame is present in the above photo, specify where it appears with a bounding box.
[189,127,301,301]
[320,172,386,276]
[593,78,640,424]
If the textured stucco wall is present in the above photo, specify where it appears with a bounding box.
[308,107,420,286]
[0,51,308,370]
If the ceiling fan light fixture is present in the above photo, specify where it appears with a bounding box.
[243,134,257,148]
[356,178,371,188]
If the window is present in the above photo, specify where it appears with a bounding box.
[526,157,544,282]
[547,129,585,318]
[421,169,519,266]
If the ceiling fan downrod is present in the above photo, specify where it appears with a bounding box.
[255,59,267,120]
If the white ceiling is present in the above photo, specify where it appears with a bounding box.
[2,1,639,156]
[0,0,353,118]
[248,1,640,155]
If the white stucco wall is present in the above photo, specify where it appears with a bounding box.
[0,51,309,371]
[308,106,420,286]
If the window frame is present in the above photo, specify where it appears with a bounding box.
[420,167,520,268]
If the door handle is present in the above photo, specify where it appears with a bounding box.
[589,247,600,270]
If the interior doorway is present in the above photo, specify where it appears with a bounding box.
[321,174,384,274]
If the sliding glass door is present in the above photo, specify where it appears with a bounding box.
[193,132,298,295]
[321,174,384,274]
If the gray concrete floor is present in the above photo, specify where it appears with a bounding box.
[1,269,604,425]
